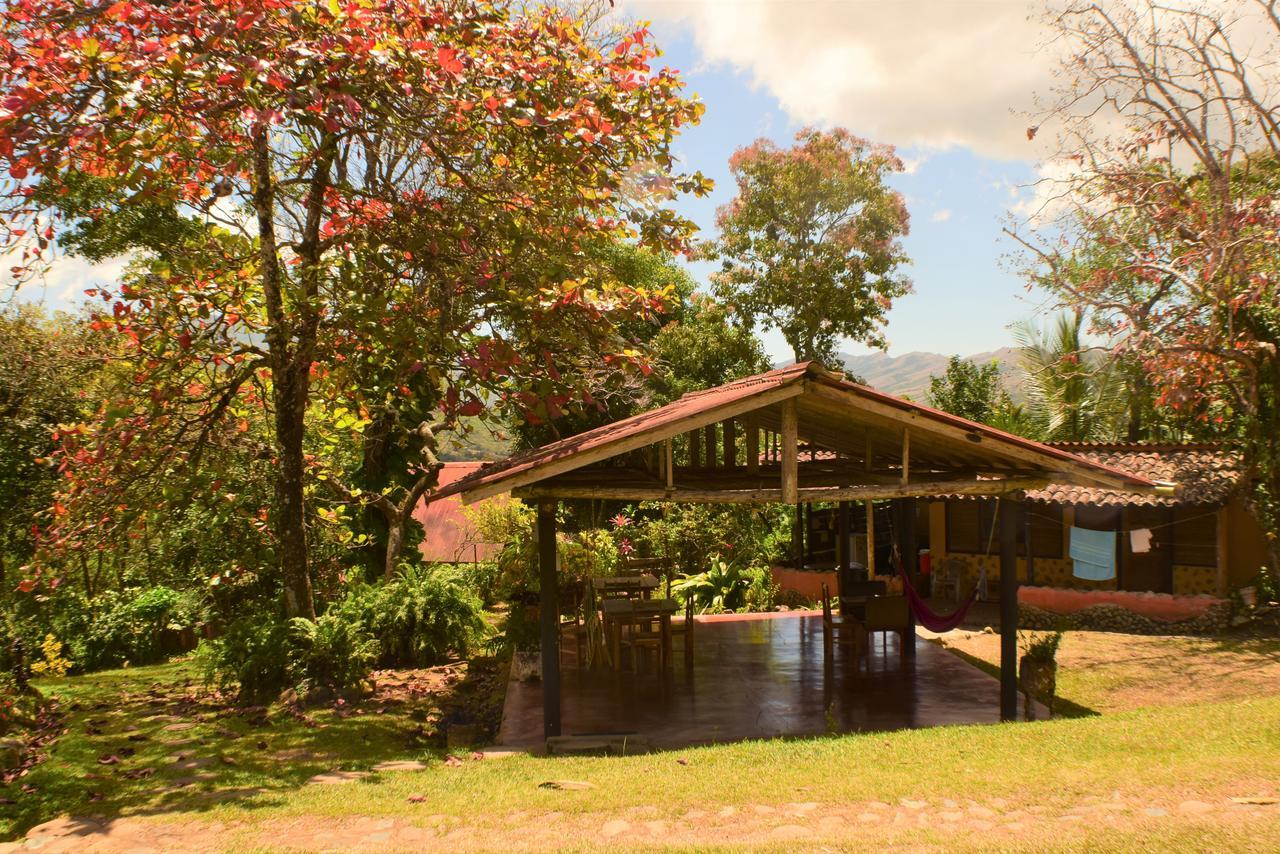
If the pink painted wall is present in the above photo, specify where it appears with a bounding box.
[1018,585,1224,622]
[771,566,839,600]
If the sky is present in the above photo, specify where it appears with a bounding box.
[627,0,1067,362]
[19,0,1071,364]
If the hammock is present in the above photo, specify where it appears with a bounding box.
[898,565,983,633]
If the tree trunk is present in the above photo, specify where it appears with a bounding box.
[274,360,316,619]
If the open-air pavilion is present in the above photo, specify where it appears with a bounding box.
[429,362,1161,747]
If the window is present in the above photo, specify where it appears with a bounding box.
[1173,507,1217,567]
[946,499,996,554]
[946,500,1063,558]
[1022,504,1064,559]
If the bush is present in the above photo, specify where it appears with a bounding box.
[335,562,486,668]
[673,556,751,614]
[742,565,779,613]
[198,614,291,706]
[286,614,378,702]
[77,586,196,671]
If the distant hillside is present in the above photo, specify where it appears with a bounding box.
[836,347,1022,402]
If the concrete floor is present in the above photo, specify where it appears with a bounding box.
[498,612,1040,750]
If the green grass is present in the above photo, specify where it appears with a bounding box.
[4,637,1280,850]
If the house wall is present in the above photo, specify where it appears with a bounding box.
[926,499,1271,597]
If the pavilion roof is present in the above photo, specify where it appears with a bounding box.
[430,363,1161,506]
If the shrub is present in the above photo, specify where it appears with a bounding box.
[673,556,751,614]
[29,633,71,678]
[77,586,196,671]
[335,562,486,667]
[198,614,291,706]
[742,565,779,613]
[286,614,378,702]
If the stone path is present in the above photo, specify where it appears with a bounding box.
[3,791,1276,851]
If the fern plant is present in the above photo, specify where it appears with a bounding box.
[673,556,751,614]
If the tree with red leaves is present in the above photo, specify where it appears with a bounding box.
[0,0,709,615]
[1013,0,1280,556]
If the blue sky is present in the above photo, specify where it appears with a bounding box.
[646,14,1052,362]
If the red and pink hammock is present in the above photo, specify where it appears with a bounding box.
[898,566,984,633]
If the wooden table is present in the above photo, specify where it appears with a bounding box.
[595,573,661,600]
[600,597,677,671]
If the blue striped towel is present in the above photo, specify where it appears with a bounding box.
[1070,526,1116,581]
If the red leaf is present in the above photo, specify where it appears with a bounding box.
[437,48,463,75]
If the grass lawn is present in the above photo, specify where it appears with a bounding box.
[2,633,1279,851]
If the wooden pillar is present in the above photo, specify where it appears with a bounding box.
[704,424,717,469]
[896,499,917,654]
[536,501,561,739]
[837,500,852,574]
[999,496,1020,722]
[1024,505,1035,586]
[865,501,876,574]
[1215,507,1229,597]
[722,419,737,469]
[780,399,798,504]
[689,428,701,469]
[745,419,759,474]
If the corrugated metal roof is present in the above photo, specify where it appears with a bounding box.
[413,462,505,563]
[428,362,1157,503]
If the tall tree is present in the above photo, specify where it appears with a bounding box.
[0,1,709,613]
[706,128,911,366]
[1011,0,1280,547]
[926,355,1032,436]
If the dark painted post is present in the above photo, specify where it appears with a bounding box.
[1024,506,1036,586]
[999,496,1020,721]
[537,501,561,739]
[837,501,852,576]
[896,499,917,656]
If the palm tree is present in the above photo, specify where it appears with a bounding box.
[1012,311,1124,442]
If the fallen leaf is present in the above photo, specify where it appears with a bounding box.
[407,794,427,803]
[220,755,237,766]
[676,758,689,766]
[538,780,594,791]
[470,751,484,761]
[97,754,122,765]
[444,754,463,767]
[1230,796,1279,805]
[88,792,104,802]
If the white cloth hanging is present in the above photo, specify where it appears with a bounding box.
[1129,528,1153,554]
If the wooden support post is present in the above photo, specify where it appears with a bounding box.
[536,502,561,739]
[1024,505,1035,586]
[781,399,798,504]
[664,438,674,491]
[901,427,910,485]
[864,434,876,575]
[722,418,737,469]
[689,428,702,469]
[999,496,1019,722]
[865,501,876,574]
[1215,507,1229,597]
[837,500,852,575]
[704,424,717,469]
[745,419,759,474]
[897,499,917,655]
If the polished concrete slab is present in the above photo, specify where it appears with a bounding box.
[498,612,1040,750]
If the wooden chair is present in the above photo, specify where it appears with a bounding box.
[821,583,862,658]
[559,580,590,668]
[863,595,911,663]
[668,594,695,667]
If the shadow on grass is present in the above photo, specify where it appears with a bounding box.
[925,638,1100,720]
[1,658,505,842]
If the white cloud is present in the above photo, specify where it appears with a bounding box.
[930,208,952,223]
[627,0,1056,161]
[7,250,129,314]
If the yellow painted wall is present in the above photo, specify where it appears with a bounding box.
[926,499,1269,598]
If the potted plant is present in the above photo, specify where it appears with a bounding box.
[1018,630,1063,721]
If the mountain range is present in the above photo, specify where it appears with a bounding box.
[835,347,1022,401]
